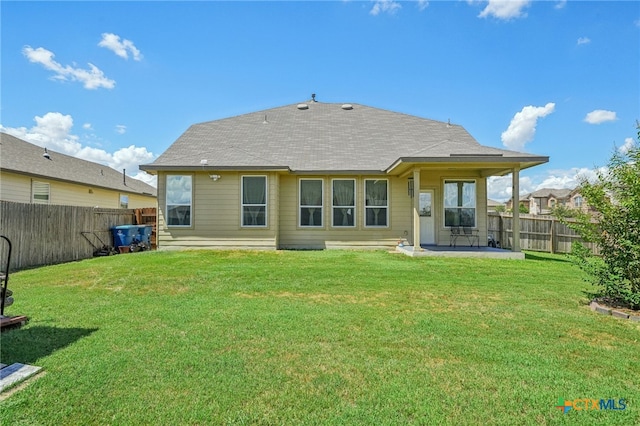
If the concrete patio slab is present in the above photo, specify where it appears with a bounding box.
[0,363,42,393]
[396,245,525,259]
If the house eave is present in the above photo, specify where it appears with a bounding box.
[139,165,292,174]
[289,169,386,176]
[386,156,549,176]
[1,168,157,197]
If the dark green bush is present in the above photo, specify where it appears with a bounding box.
[562,126,640,309]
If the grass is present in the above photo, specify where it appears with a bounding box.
[1,250,639,425]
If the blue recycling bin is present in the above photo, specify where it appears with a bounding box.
[112,225,139,248]
[137,225,153,245]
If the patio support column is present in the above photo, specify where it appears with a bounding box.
[413,169,421,251]
[512,166,521,252]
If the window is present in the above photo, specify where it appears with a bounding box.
[549,199,556,208]
[166,175,192,226]
[300,179,323,227]
[119,194,129,209]
[332,179,355,227]
[419,192,432,217]
[242,176,267,227]
[574,196,583,208]
[32,181,50,204]
[444,180,476,227]
[365,179,388,227]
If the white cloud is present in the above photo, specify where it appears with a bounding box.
[417,1,429,12]
[619,137,635,154]
[111,145,156,175]
[115,125,127,135]
[478,0,531,20]
[584,109,617,124]
[22,46,115,90]
[487,174,535,202]
[487,167,606,202]
[98,33,142,61]
[370,0,402,16]
[83,123,93,130]
[554,1,567,9]
[0,112,156,186]
[130,171,157,187]
[577,36,591,45]
[501,103,555,151]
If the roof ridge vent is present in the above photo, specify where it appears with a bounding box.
[341,104,353,110]
[297,103,309,110]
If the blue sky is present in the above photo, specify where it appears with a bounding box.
[2,1,639,201]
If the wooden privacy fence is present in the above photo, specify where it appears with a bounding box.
[0,201,137,271]
[487,212,600,255]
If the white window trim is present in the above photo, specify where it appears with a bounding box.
[331,178,356,228]
[299,178,324,228]
[364,179,389,228]
[443,179,477,228]
[120,194,129,209]
[241,175,268,228]
[574,196,583,208]
[32,181,50,204]
[166,174,193,227]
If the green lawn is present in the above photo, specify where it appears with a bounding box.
[1,250,638,425]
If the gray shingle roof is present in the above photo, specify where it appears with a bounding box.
[142,102,548,173]
[1,133,157,196]
[527,188,574,199]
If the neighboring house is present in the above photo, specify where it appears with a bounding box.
[0,133,157,208]
[140,100,548,251]
[487,198,505,213]
[508,188,574,215]
[506,194,530,212]
[568,187,598,213]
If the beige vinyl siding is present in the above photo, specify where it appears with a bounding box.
[278,175,412,249]
[1,171,155,208]
[127,194,156,209]
[0,172,32,203]
[50,180,155,208]
[155,170,488,250]
[156,172,277,250]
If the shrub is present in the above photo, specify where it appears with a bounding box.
[519,203,529,214]
[550,204,577,218]
[561,126,640,309]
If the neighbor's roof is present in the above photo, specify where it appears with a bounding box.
[141,101,548,174]
[0,133,157,197]
[526,188,574,199]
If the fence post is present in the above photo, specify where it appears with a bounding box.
[550,218,555,254]
[498,213,504,248]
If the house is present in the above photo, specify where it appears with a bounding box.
[487,198,505,213]
[567,187,597,213]
[0,132,157,208]
[507,188,589,215]
[140,100,548,251]
[506,193,528,213]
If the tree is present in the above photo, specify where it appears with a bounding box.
[561,126,640,309]
[519,203,529,214]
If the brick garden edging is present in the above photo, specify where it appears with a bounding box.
[590,300,640,322]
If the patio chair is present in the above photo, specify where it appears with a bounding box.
[449,226,461,247]
[462,227,480,247]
